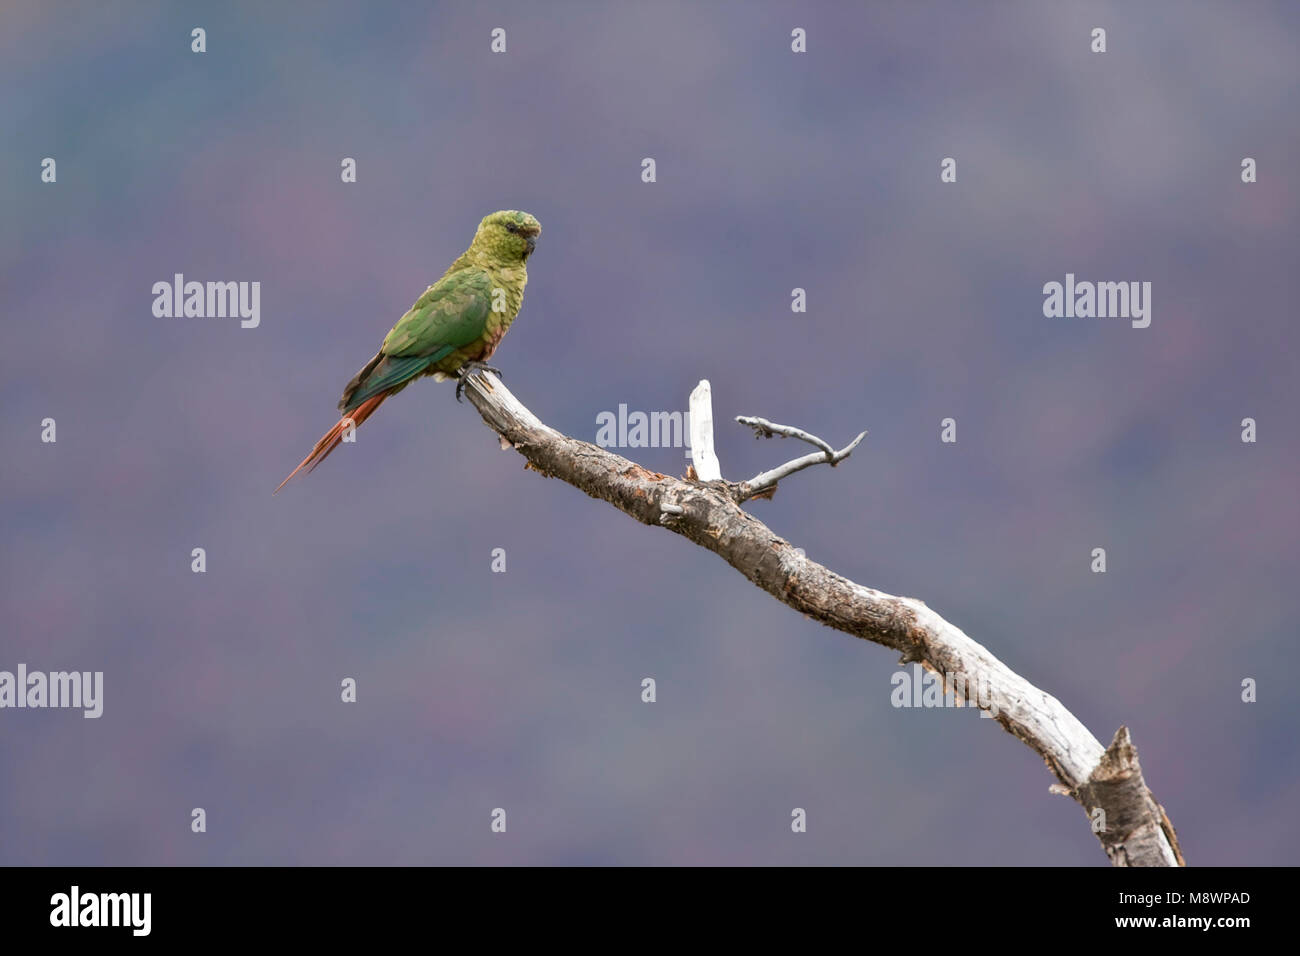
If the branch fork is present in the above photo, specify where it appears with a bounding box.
[686,379,868,502]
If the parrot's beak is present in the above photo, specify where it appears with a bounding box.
[525,236,537,254]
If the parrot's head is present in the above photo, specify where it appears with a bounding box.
[475,210,541,265]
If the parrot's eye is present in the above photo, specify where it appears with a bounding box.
[505,222,518,233]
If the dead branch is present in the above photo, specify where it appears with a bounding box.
[460,370,1183,866]
[732,415,868,502]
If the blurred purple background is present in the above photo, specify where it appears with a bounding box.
[2,1,1297,865]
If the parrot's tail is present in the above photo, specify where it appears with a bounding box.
[274,394,388,494]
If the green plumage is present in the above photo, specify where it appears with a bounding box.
[339,209,541,413]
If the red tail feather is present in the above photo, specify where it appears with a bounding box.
[274,394,388,494]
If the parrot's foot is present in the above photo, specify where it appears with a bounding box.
[455,361,504,403]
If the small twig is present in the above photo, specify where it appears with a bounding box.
[732,416,867,502]
[736,415,838,457]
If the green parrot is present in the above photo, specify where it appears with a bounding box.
[276,209,541,493]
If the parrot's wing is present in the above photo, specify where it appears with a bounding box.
[339,269,494,412]
[382,269,494,357]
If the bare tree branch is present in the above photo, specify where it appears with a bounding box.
[736,414,839,456]
[460,370,1184,866]
[732,416,868,502]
